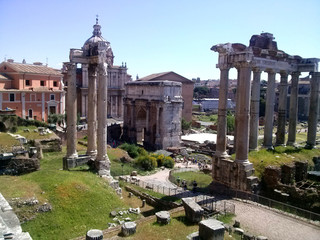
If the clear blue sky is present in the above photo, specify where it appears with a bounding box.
[0,0,319,80]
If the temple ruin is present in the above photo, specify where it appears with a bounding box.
[211,33,319,191]
[63,18,113,177]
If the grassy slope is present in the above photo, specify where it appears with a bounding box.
[171,171,212,189]
[247,146,320,179]
[0,150,128,240]
[0,132,20,150]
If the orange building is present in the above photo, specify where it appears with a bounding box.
[0,60,65,122]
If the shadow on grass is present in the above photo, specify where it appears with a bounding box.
[141,208,158,217]
[271,146,303,155]
[173,215,196,227]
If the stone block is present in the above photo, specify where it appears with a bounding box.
[243,233,255,240]
[257,236,268,240]
[281,164,295,185]
[198,219,224,240]
[182,198,204,223]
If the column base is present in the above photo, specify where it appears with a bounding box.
[215,150,229,159]
[86,150,97,159]
[286,141,298,147]
[305,143,315,150]
[263,145,274,151]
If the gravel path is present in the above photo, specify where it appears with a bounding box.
[232,200,320,240]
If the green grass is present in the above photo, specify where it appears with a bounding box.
[124,211,198,240]
[16,126,56,140]
[0,132,20,151]
[216,213,235,224]
[193,113,218,123]
[123,182,181,203]
[0,149,134,240]
[171,171,212,191]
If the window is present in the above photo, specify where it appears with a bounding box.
[53,81,58,87]
[9,93,15,102]
[50,94,55,101]
[26,80,30,86]
[40,81,45,86]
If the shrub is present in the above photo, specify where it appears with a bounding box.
[163,156,174,168]
[181,118,191,130]
[156,154,165,166]
[10,126,17,133]
[136,155,157,171]
[119,143,139,158]
[137,147,148,156]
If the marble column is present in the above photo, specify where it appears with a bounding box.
[249,68,261,150]
[155,106,161,147]
[215,65,230,158]
[306,72,320,149]
[66,63,78,159]
[87,64,97,157]
[21,93,25,119]
[82,64,89,88]
[81,63,88,117]
[263,70,276,149]
[233,67,241,153]
[96,62,110,175]
[130,100,136,142]
[287,71,300,146]
[235,63,252,163]
[276,71,289,146]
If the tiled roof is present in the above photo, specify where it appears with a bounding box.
[138,71,193,84]
[1,62,62,76]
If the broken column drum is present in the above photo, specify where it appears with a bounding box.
[63,18,114,175]
[211,33,319,192]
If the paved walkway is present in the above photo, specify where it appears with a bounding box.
[136,166,320,240]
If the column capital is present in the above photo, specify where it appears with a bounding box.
[280,70,289,78]
[311,72,320,78]
[265,68,276,74]
[252,67,262,73]
[218,64,231,70]
[82,63,89,69]
[234,61,252,70]
[291,71,301,77]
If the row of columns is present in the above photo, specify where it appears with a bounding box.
[216,64,320,163]
[65,62,110,172]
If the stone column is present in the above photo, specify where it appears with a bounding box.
[130,100,136,142]
[287,71,300,146]
[82,64,89,88]
[87,64,97,157]
[115,96,118,117]
[215,65,230,158]
[263,70,276,149]
[42,92,45,121]
[235,63,252,163]
[96,62,110,176]
[306,72,320,149]
[249,68,261,150]
[233,67,241,153]
[155,106,161,148]
[65,63,78,159]
[276,71,289,146]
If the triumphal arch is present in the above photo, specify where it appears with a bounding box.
[63,18,113,177]
[211,33,319,191]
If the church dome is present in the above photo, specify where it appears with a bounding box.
[82,16,113,64]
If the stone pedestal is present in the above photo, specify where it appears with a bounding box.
[86,229,103,240]
[199,219,224,240]
[121,222,136,236]
[155,211,171,224]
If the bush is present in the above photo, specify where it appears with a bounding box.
[181,118,191,130]
[156,154,165,166]
[136,155,157,171]
[119,143,139,158]
[10,126,17,133]
[163,156,175,168]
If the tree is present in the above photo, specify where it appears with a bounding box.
[194,86,210,99]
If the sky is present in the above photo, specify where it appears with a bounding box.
[0,0,319,80]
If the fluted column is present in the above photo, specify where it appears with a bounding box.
[66,62,78,159]
[276,71,289,146]
[235,62,252,163]
[155,106,161,147]
[263,70,276,149]
[87,64,97,157]
[81,64,89,117]
[249,68,261,150]
[287,71,300,146]
[233,67,241,153]
[96,62,110,174]
[306,72,320,149]
[215,65,230,158]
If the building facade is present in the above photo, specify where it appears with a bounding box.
[137,71,194,122]
[0,60,65,122]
